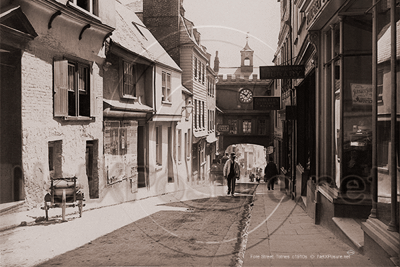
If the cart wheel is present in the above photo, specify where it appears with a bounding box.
[44,201,49,221]
[78,200,83,217]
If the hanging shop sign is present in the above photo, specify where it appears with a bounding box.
[260,65,305,79]
[253,96,280,110]
[217,124,230,132]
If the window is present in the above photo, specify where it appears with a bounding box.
[156,126,162,165]
[54,59,94,118]
[229,119,237,134]
[194,57,197,80]
[258,119,267,135]
[194,100,198,129]
[202,63,205,84]
[243,120,252,133]
[202,101,205,128]
[123,61,136,97]
[178,129,182,161]
[162,71,171,102]
[69,0,99,16]
[244,58,250,66]
[199,61,202,83]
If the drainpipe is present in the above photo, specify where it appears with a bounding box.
[388,0,398,232]
[370,0,378,219]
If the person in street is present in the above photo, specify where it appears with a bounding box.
[221,152,229,165]
[264,156,279,190]
[223,152,240,197]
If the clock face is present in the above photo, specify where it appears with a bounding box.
[239,89,253,103]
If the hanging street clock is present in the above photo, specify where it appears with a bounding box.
[239,88,253,103]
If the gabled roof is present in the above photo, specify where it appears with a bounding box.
[179,15,209,60]
[112,1,181,71]
[0,5,37,39]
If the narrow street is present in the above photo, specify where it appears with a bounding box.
[35,183,256,267]
[0,181,376,267]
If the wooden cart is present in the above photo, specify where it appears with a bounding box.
[43,177,84,221]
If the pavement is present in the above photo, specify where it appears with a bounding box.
[0,178,377,267]
[242,182,376,267]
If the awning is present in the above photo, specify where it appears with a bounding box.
[103,99,153,119]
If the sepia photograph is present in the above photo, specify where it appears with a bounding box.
[0,0,399,266]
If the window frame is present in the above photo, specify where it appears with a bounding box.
[54,58,95,120]
[162,71,171,103]
[243,119,252,134]
[122,60,137,99]
[194,57,198,80]
[68,0,99,16]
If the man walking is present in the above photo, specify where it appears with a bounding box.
[223,152,240,197]
[264,156,279,190]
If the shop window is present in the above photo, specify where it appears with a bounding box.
[54,59,94,119]
[123,61,136,98]
[69,0,99,16]
[162,71,171,102]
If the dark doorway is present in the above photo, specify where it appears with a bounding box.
[137,126,146,188]
[86,140,99,198]
[0,46,22,204]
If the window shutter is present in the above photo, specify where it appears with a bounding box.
[90,66,96,117]
[53,60,68,117]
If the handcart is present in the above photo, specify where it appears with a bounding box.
[42,177,85,221]
[210,161,225,185]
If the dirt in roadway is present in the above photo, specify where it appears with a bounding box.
[36,184,257,267]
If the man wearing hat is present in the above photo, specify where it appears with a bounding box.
[223,152,241,197]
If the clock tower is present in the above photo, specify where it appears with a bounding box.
[240,35,254,73]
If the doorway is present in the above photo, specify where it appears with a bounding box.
[86,140,99,198]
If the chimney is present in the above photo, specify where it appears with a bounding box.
[214,51,220,73]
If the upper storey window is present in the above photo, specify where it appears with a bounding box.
[69,0,99,16]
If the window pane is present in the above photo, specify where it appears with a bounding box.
[167,73,171,101]
[78,65,88,93]
[124,62,135,96]
[68,64,75,91]
[243,120,252,133]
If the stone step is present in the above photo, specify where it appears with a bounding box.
[332,217,364,250]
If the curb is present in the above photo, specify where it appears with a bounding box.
[235,184,258,267]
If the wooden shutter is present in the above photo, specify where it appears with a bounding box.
[53,60,68,117]
[90,65,96,117]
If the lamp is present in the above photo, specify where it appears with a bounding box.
[182,100,193,120]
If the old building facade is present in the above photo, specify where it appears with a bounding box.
[215,40,273,155]
[142,0,217,184]
[0,0,115,206]
[274,0,399,265]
